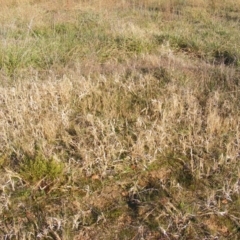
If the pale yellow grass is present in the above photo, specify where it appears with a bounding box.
[0,0,240,239]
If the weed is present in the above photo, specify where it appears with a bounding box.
[19,153,64,185]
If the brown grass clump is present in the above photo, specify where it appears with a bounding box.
[0,0,240,239]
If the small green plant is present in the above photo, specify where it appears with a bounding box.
[20,154,64,184]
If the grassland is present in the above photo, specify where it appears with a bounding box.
[0,0,240,239]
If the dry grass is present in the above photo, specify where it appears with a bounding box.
[0,0,240,239]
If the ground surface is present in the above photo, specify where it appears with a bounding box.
[0,0,240,239]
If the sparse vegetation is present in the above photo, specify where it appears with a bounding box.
[0,0,240,239]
